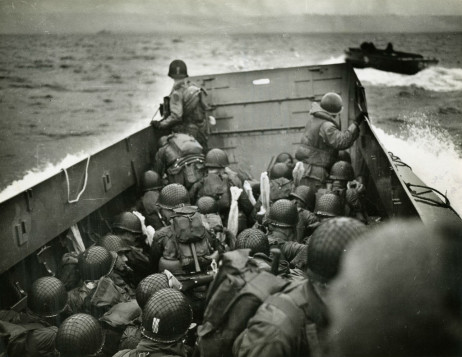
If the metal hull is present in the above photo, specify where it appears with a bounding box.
[0,63,459,308]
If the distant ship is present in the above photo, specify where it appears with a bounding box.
[345,42,439,75]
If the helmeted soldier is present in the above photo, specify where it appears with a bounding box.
[55,313,104,357]
[328,160,367,222]
[235,228,277,273]
[274,152,295,172]
[112,211,152,283]
[98,234,136,296]
[189,148,254,228]
[295,92,364,191]
[233,217,367,357]
[152,59,210,150]
[265,199,307,265]
[114,289,193,357]
[67,246,131,318]
[314,192,345,221]
[1,276,70,357]
[135,170,164,230]
[289,185,319,242]
[328,219,462,357]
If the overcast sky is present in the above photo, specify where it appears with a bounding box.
[1,0,461,34]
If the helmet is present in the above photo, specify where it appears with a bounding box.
[112,212,142,234]
[197,196,218,214]
[141,289,192,343]
[168,59,188,79]
[136,273,170,309]
[28,276,68,318]
[78,246,116,281]
[205,148,229,168]
[157,183,190,209]
[236,228,270,256]
[320,92,343,114]
[290,185,316,211]
[55,313,104,357]
[328,219,462,357]
[337,150,352,164]
[269,163,292,180]
[275,152,294,165]
[315,193,344,217]
[98,234,131,254]
[330,161,355,181]
[266,199,298,228]
[119,325,141,350]
[142,170,162,192]
[307,217,366,283]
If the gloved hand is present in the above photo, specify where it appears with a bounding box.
[354,112,367,126]
[151,120,161,129]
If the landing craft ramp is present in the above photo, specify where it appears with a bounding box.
[0,64,460,304]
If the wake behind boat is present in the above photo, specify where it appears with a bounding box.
[345,42,439,75]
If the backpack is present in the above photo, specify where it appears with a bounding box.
[183,84,209,128]
[202,173,232,213]
[269,177,293,202]
[164,206,212,272]
[164,134,205,189]
[197,249,289,357]
[164,133,204,166]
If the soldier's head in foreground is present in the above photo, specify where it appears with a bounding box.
[290,185,316,212]
[55,313,104,357]
[141,288,193,344]
[28,276,69,325]
[306,217,366,284]
[314,192,344,220]
[327,219,462,357]
[266,199,298,232]
[78,246,116,282]
[236,228,270,256]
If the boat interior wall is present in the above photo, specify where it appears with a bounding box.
[190,64,351,179]
[0,128,156,275]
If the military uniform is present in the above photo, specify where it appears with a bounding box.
[233,279,328,357]
[157,80,209,150]
[295,102,359,188]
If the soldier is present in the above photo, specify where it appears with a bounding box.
[1,276,70,357]
[55,313,104,357]
[112,212,152,282]
[135,170,164,230]
[274,152,295,172]
[152,59,210,150]
[295,92,364,191]
[67,246,131,318]
[235,228,273,271]
[328,160,367,222]
[189,148,254,228]
[114,289,193,357]
[289,185,319,242]
[314,192,345,221]
[233,217,367,357]
[264,199,307,265]
[327,219,462,357]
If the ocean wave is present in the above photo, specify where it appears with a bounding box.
[372,119,462,216]
[356,67,462,92]
[320,55,345,65]
[0,153,86,204]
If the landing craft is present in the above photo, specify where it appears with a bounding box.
[0,63,460,309]
[345,42,439,75]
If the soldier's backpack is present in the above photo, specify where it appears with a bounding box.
[269,177,293,202]
[169,206,212,272]
[202,173,232,213]
[164,133,205,188]
[183,84,209,127]
[197,249,289,357]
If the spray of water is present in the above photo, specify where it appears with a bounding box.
[372,116,462,216]
[356,67,462,92]
[0,153,86,204]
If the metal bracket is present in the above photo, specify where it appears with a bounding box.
[25,189,33,212]
[15,220,28,246]
[103,171,112,192]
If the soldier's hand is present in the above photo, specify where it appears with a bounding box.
[354,112,367,126]
[151,120,161,129]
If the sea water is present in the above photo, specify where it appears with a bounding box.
[1,32,461,213]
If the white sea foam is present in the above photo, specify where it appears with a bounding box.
[372,120,462,216]
[0,153,87,204]
[356,66,462,92]
[320,55,346,65]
